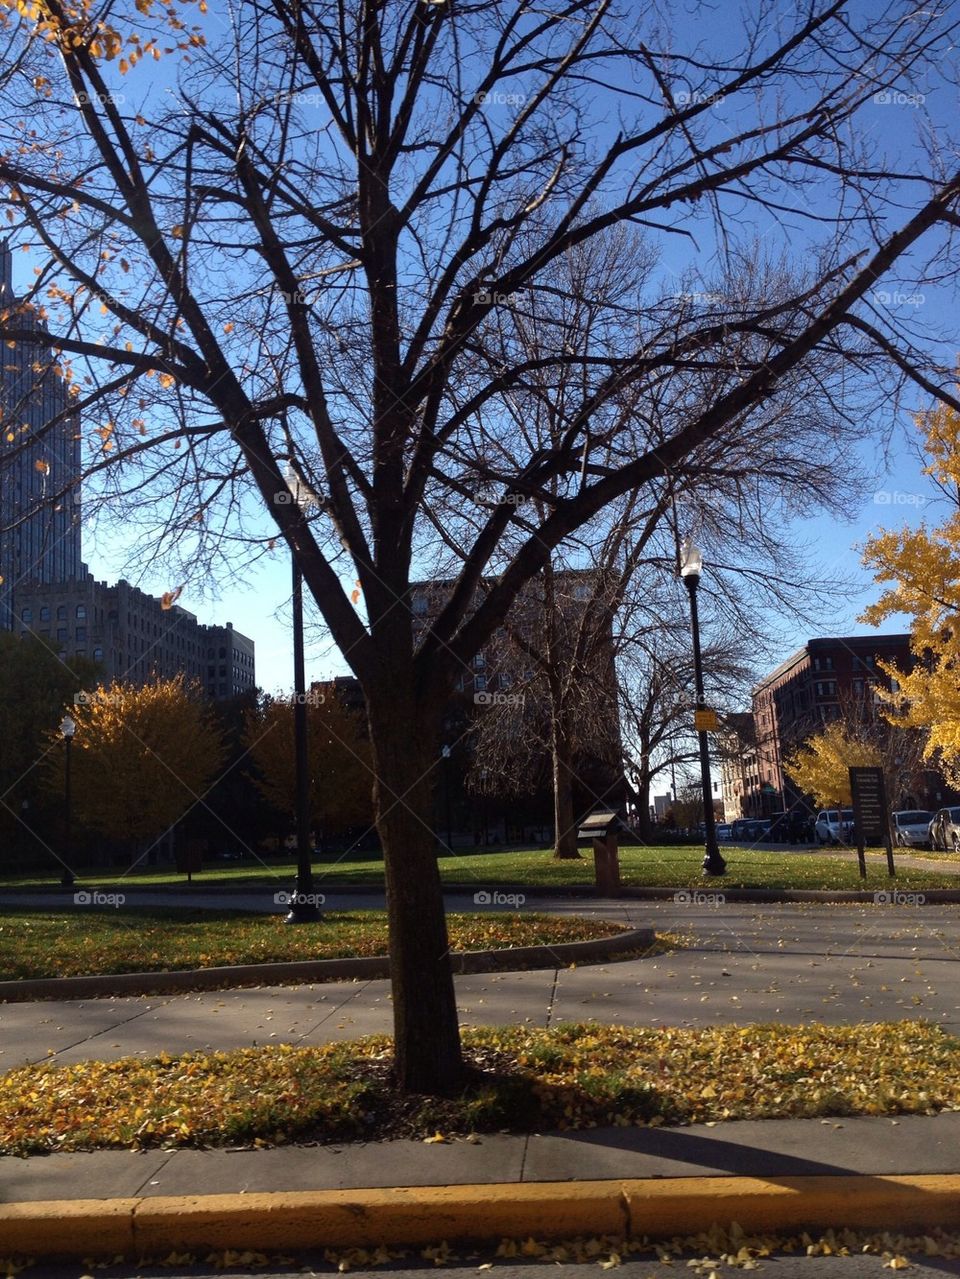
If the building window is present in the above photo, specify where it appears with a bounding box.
[473,653,486,670]
[475,674,487,692]
[76,605,86,620]
[93,647,103,661]
[57,605,66,620]
[76,626,86,642]
[20,607,31,623]
[39,606,49,622]
[57,627,67,642]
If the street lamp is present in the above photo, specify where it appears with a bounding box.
[679,538,726,877]
[441,744,453,852]
[281,463,322,924]
[59,714,76,889]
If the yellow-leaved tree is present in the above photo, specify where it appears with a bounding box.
[244,685,373,845]
[47,676,226,845]
[784,721,881,807]
[861,397,960,784]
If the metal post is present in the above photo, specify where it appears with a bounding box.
[286,553,321,923]
[685,577,726,877]
[61,735,74,888]
[441,745,453,852]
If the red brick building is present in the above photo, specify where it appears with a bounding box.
[748,634,913,815]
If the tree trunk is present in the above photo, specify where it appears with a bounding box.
[633,770,654,841]
[367,686,464,1095]
[551,718,582,860]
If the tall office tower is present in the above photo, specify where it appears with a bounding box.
[0,241,82,628]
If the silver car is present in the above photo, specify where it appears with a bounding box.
[891,810,932,849]
[928,806,960,852]
[814,809,855,846]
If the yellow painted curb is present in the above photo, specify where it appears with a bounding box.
[0,1198,137,1258]
[132,1183,626,1253]
[2,1176,960,1260]
[624,1175,960,1236]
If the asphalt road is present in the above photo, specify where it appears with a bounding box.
[19,1249,960,1279]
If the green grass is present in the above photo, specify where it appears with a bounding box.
[2,1020,958,1155]
[0,907,626,982]
[4,843,958,893]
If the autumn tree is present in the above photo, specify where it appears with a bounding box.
[244,685,373,846]
[3,0,960,1093]
[784,696,926,813]
[861,397,960,785]
[44,676,226,850]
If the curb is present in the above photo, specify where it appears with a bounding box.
[0,926,654,1002]
[3,1175,960,1260]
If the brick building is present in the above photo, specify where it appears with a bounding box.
[747,634,912,815]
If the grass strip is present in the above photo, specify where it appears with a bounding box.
[3,844,958,893]
[0,909,624,982]
[2,1020,958,1155]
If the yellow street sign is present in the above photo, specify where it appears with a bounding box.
[694,708,718,731]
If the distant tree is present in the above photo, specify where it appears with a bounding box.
[619,626,752,840]
[44,675,226,849]
[784,701,926,812]
[244,685,373,845]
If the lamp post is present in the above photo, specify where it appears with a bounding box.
[59,714,76,889]
[282,464,322,924]
[679,538,726,877]
[441,744,453,852]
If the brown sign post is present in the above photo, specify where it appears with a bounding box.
[849,766,895,878]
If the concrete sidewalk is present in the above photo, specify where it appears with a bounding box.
[4,1113,960,1204]
[4,1115,960,1261]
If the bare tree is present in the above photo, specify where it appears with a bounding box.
[2,0,960,1093]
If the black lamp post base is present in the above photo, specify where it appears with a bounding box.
[702,849,727,876]
[61,871,75,889]
[283,884,323,923]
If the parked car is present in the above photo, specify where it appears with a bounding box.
[891,809,933,849]
[743,818,771,843]
[814,809,855,846]
[715,823,732,840]
[929,806,960,851]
